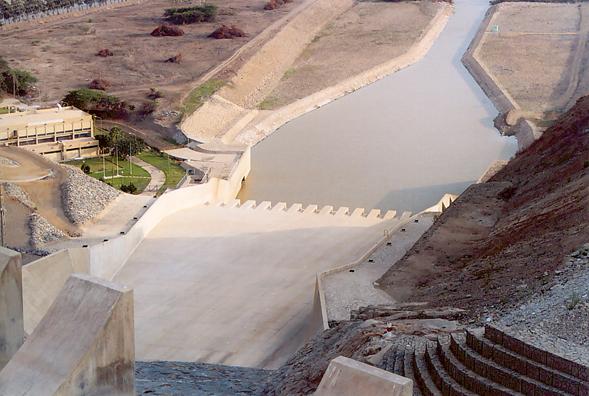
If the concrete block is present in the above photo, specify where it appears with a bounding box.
[255,201,272,211]
[303,204,318,214]
[241,200,257,209]
[0,247,24,371]
[367,209,381,219]
[335,207,350,216]
[400,211,413,221]
[319,205,334,215]
[315,356,413,396]
[383,210,397,220]
[228,199,241,208]
[272,202,287,212]
[351,208,366,217]
[287,203,303,213]
[0,274,134,396]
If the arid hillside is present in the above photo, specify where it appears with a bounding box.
[377,96,589,321]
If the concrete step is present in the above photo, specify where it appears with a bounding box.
[413,347,441,396]
[483,325,589,384]
[466,330,587,395]
[401,345,423,396]
[424,341,477,396]
[437,337,521,396]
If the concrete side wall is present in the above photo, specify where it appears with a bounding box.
[461,4,538,151]
[21,248,90,335]
[0,247,24,371]
[0,274,135,396]
[90,148,250,280]
[316,356,413,396]
[236,3,453,146]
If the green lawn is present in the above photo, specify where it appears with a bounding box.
[181,79,225,118]
[137,151,185,194]
[67,156,151,193]
[0,107,9,114]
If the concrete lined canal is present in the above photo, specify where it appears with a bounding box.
[239,0,517,213]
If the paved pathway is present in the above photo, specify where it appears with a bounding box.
[131,156,165,196]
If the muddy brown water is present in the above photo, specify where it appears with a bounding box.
[239,0,517,213]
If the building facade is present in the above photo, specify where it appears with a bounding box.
[0,106,99,161]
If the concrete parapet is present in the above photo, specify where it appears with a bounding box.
[0,247,24,371]
[367,209,382,220]
[315,356,413,396]
[0,274,135,396]
[352,208,366,217]
[383,210,397,220]
[304,204,319,214]
[287,203,303,213]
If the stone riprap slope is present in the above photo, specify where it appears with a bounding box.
[500,244,589,364]
[377,95,589,322]
[2,182,35,209]
[61,166,119,225]
[28,212,67,249]
[135,361,271,395]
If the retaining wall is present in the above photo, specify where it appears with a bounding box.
[461,4,538,151]
[236,2,453,146]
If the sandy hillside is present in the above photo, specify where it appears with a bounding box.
[0,0,302,108]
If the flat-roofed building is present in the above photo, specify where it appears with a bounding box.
[0,106,99,161]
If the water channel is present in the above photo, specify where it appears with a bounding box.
[239,0,518,213]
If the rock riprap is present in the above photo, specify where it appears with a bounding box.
[29,213,67,249]
[61,166,119,225]
[2,182,35,209]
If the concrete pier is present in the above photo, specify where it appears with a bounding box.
[0,274,134,395]
[0,247,24,370]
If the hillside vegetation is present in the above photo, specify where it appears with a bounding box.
[0,0,115,21]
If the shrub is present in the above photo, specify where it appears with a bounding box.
[0,68,38,96]
[62,88,127,119]
[147,88,163,100]
[164,4,217,24]
[81,163,91,174]
[121,182,138,194]
[139,101,156,117]
[151,25,184,37]
[96,48,114,57]
[208,25,246,39]
[88,78,111,91]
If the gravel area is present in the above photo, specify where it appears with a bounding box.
[135,361,271,395]
[28,212,67,249]
[61,166,119,225]
[2,182,35,209]
[499,244,589,366]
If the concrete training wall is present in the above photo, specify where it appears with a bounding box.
[20,148,249,335]
[236,2,453,146]
[0,274,135,396]
[89,146,250,280]
[461,4,538,150]
[315,356,413,396]
[21,248,90,335]
[0,247,24,371]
